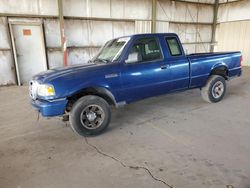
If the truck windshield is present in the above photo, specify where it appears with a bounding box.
[92,37,130,63]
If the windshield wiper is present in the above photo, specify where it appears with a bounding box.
[94,58,111,64]
[88,59,94,64]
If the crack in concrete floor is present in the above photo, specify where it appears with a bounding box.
[84,137,175,188]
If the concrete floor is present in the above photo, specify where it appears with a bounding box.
[0,68,250,188]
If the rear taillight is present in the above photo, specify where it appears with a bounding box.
[240,56,243,67]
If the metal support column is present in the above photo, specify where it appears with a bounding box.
[151,0,156,33]
[58,0,68,66]
[210,0,219,52]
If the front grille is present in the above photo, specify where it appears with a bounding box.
[29,80,38,100]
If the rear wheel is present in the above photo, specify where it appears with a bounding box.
[69,95,111,136]
[201,75,226,103]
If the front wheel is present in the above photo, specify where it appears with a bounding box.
[69,95,111,136]
[201,75,226,103]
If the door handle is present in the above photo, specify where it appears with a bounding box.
[160,65,169,70]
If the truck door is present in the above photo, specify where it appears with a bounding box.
[120,36,171,103]
[165,36,190,91]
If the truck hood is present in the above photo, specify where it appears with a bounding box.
[33,63,101,83]
[32,62,120,99]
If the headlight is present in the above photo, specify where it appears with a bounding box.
[37,84,56,97]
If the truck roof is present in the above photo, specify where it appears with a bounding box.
[114,33,178,39]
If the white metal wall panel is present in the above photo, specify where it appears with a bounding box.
[63,0,151,20]
[218,1,250,23]
[111,0,125,18]
[156,21,169,33]
[219,0,241,3]
[44,19,61,48]
[63,0,111,18]
[216,21,250,66]
[135,21,151,34]
[180,0,214,3]
[47,51,63,69]
[0,51,16,85]
[0,0,58,16]
[0,17,14,85]
[90,21,113,46]
[68,49,91,65]
[38,0,58,16]
[182,44,196,54]
[68,48,100,65]
[63,0,88,17]
[177,24,197,43]
[169,23,211,43]
[161,0,237,4]
[157,0,176,22]
[112,21,135,38]
[123,0,151,20]
[65,20,135,47]
[183,43,210,54]
[196,25,212,43]
[90,0,111,18]
[197,4,214,23]
[65,20,92,47]
[157,0,213,23]
[0,17,10,49]
[195,43,210,53]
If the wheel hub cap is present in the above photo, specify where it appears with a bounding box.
[212,81,224,99]
[86,111,97,122]
[80,104,105,130]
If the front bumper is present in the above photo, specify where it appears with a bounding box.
[31,98,68,117]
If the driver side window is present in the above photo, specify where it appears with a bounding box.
[125,37,163,64]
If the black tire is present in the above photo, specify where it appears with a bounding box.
[69,95,111,136]
[201,75,226,103]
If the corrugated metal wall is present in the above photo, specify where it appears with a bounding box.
[157,0,213,53]
[65,19,135,66]
[218,0,250,23]
[0,0,216,85]
[0,17,16,85]
[216,0,250,66]
[216,21,250,66]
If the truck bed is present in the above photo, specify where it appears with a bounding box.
[187,51,242,88]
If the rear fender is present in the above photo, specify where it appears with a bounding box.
[211,62,228,71]
[210,62,229,79]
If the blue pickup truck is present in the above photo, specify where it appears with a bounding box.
[30,33,242,136]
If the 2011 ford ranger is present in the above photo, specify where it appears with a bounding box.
[29,33,242,136]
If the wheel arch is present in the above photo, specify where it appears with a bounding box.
[210,63,229,80]
[66,87,117,112]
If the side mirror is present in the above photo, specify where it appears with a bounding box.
[125,52,139,64]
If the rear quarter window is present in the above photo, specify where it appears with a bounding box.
[166,37,182,56]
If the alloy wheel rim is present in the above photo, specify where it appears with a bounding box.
[212,81,224,99]
[80,104,105,130]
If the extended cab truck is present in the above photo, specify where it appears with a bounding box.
[29,33,242,136]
